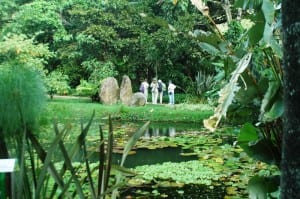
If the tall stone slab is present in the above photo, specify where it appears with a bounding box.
[120,75,133,105]
[99,77,119,105]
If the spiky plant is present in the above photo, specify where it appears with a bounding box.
[195,71,215,96]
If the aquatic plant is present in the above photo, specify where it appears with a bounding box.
[133,160,225,186]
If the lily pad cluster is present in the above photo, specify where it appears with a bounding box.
[132,160,225,186]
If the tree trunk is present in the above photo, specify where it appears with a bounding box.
[281,0,300,198]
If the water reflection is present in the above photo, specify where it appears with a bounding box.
[113,147,197,168]
[111,126,198,167]
[144,126,177,138]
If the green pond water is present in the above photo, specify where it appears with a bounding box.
[40,121,278,198]
[84,125,203,167]
[113,146,197,168]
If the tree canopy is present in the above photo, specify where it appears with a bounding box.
[0,0,234,96]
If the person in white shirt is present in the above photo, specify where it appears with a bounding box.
[140,79,149,103]
[168,80,176,105]
[150,78,159,104]
[158,79,165,104]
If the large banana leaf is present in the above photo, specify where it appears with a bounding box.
[203,53,252,132]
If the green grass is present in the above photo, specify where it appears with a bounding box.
[43,96,213,124]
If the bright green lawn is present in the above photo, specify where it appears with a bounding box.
[44,96,213,124]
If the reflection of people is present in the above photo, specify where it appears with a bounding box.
[140,79,149,103]
[144,129,150,139]
[168,80,176,105]
[153,128,159,137]
[150,78,159,104]
[169,127,176,137]
[158,79,165,104]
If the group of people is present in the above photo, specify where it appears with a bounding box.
[140,78,176,105]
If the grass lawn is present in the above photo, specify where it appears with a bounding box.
[44,95,214,124]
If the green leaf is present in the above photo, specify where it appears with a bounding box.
[262,0,275,24]
[263,23,273,44]
[55,123,86,199]
[238,123,258,143]
[238,123,277,164]
[111,165,136,176]
[269,38,283,58]
[263,98,283,122]
[248,175,280,198]
[141,15,169,28]
[248,11,265,46]
[121,121,150,166]
[27,131,67,196]
[259,80,281,122]
[35,129,65,198]
[192,30,222,46]
[234,0,263,9]
[234,0,249,9]
[199,42,220,56]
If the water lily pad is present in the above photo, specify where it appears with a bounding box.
[226,186,238,195]
[180,152,198,156]
[127,178,146,186]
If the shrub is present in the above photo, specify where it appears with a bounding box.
[75,79,98,97]
[45,71,71,96]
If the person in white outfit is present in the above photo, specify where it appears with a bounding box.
[158,79,165,104]
[140,79,149,103]
[168,80,176,105]
[150,78,159,104]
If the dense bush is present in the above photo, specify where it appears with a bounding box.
[45,71,71,97]
[75,79,97,97]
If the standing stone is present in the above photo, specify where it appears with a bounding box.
[120,75,133,105]
[99,77,119,105]
[130,92,146,106]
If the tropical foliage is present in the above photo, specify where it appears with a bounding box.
[0,0,288,198]
[0,0,227,99]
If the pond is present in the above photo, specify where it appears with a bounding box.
[90,125,201,167]
[108,123,234,168]
[40,120,279,198]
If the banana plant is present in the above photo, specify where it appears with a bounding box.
[191,0,282,197]
[193,0,282,152]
